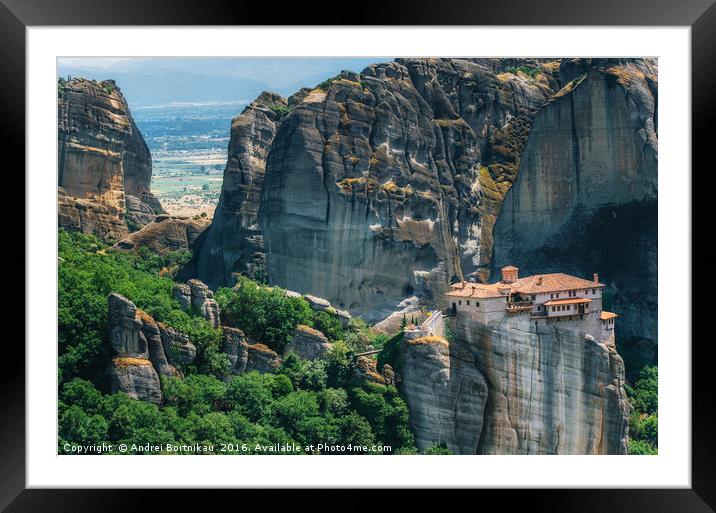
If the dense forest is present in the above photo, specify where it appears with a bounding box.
[58,229,655,455]
[58,229,450,454]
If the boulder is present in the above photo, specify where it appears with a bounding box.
[285,325,332,360]
[158,323,197,365]
[172,283,192,310]
[107,357,162,405]
[353,356,394,386]
[222,327,282,375]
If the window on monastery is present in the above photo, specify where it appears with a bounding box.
[476,302,480,307]
[556,293,560,298]
[466,300,470,306]
[458,300,462,305]
[550,293,554,299]
[592,289,596,294]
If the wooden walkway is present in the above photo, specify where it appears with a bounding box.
[354,349,382,358]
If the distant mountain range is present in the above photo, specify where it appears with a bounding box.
[57,57,390,107]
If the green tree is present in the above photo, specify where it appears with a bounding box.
[59,405,109,447]
[225,372,274,422]
[216,277,314,353]
[313,311,343,342]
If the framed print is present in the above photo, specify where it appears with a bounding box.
[2,0,711,509]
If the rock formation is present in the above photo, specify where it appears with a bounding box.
[399,315,630,454]
[172,279,221,327]
[354,356,395,386]
[58,187,130,241]
[256,60,560,322]
[197,58,657,350]
[197,92,289,285]
[222,327,283,375]
[491,59,658,348]
[58,78,163,240]
[285,325,333,360]
[112,214,211,254]
[105,293,196,404]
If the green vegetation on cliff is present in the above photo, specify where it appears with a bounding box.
[58,230,418,454]
[625,365,658,455]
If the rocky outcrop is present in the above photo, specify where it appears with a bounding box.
[107,358,163,405]
[58,187,129,241]
[197,59,561,321]
[285,325,332,360]
[112,215,211,254]
[105,293,196,404]
[400,335,487,453]
[158,323,197,365]
[172,279,221,327]
[58,78,163,240]
[197,58,657,351]
[222,327,283,375]
[491,59,658,349]
[372,296,424,335]
[197,92,289,285]
[353,356,394,386]
[188,279,221,327]
[399,315,630,454]
[302,294,351,327]
[256,60,562,322]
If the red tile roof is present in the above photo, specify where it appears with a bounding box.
[448,272,604,299]
[511,273,604,294]
[600,311,618,320]
[445,283,508,299]
[543,297,592,306]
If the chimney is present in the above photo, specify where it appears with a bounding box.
[593,273,599,284]
[501,265,519,284]
[537,276,543,285]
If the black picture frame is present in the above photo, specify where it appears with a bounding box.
[2,0,708,509]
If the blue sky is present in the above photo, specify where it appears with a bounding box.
[58,57,392,107]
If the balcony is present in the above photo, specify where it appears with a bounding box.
[506,301,534,313]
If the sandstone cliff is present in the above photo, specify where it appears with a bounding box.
[399,315,630,454]
[197,92,288,285]
[199,59,561,319]
[58,78,163,240]
[196,57,656,345]
[491,59,658,348]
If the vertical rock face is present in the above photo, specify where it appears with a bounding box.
[399,316,630,454]
[58,78,163,240]
[491,59,658,347]
[198,92,288,287]
[58,187,130,241]
[198,58,657,349]
[399,336,488,453]
[255,60,559,321]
